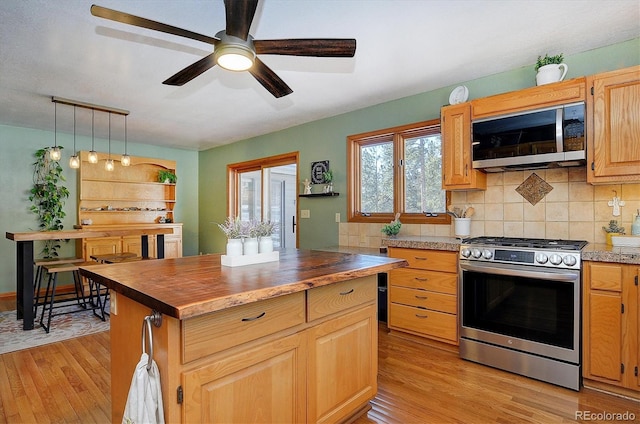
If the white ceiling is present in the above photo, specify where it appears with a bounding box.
[1,0,638,151]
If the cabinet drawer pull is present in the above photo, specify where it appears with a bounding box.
[413,256,427,261]
[414,277,428,282]
[415,313,428,319]
[241,312,266,322]
[339,288,355,296]
[415,295,428,300]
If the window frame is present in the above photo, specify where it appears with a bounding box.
[347,119,450,224]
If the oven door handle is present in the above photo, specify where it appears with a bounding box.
[460,262,579,282]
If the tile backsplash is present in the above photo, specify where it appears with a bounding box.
[339,167,640,248]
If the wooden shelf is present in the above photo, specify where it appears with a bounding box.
[299,192,340,198]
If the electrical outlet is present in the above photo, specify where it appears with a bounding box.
[335,213,340,222]
[301,209,310,218]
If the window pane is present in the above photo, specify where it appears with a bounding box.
[360,142,394,213]
[404,135,446,213]
[239,170,261,221]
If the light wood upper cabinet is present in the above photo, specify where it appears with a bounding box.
[583,261,639,396]
[442,103,486,190]
[471,77,586,119]
[587,65,640,184]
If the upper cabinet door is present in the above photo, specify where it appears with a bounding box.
[442,103,486,190]
[587,65,640,184]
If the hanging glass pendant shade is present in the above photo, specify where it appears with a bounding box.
[49,102,61,161]
[88,109,98,164]
[69,106,80,169]
[105,112,114,171]
[121,115,131,166]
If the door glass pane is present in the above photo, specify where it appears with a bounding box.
[239,170,261,222]
[360,142,393,213]
[404,135,445,213]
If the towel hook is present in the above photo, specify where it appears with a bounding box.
[141,310,162,371]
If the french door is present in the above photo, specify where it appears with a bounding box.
[228,153,298,249]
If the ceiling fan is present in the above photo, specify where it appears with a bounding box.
[90,1,356,98]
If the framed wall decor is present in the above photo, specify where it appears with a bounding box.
[310,160,329,184]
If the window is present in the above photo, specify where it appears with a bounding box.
[347,119,449,224]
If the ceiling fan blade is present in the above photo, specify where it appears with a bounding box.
[162,53,217,86]
[224,0,258,41]
[91,4,218,45]
[248,58,293,98]
[254,39,356,57]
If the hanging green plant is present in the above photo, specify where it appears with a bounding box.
[28,147,70,258]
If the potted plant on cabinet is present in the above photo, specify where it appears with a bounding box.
[158,169,177,184]
[535,53,568,86]
[602,220,625,245]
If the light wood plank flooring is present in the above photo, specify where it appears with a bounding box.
[0,299,638,423]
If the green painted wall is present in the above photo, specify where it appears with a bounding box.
[198,37,640,254]
[0,124,198,295]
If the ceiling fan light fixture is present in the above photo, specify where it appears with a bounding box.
[215,44,255,71]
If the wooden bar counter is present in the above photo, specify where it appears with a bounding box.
[5,227,173,330]
[79,250,407,424]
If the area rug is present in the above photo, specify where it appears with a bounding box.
[0,309,110,355]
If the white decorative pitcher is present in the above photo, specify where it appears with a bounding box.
[536,63,568,86]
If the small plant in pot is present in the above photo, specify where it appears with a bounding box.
[535,53,568,86]
[602,220,625,245]
[381,213,402,238]
[218,216,243,256]
[158,170,177,184]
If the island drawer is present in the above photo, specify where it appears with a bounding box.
[388,303,457,343]
[307,275,377,322]
[388,248,457,272]
[389,268,457,295]
[389,286,456,314]
[182,291,305,363]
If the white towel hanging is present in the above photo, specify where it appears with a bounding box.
[122,352,165,424]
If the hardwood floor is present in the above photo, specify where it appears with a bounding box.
[1,298,638,423]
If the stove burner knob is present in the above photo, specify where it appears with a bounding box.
[535,253,548,264]
[461,248,471,258]
[482,249,493,259]
[471,248,482,258]
[549,254,563,265]
[563,255,577,266]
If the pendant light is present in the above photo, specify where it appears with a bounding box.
[69,106,80,169]
[121,114,131,166]
[49,102,62,161]
[105,112,115,171]
[88,109,98,163]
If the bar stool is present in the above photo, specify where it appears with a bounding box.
[89,252,140,321]
[33,257,85,316]
[38,262,95,333]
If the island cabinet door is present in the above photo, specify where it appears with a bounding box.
[307,304,378,424]
[181,332,307,423]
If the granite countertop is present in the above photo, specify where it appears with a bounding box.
[381,236,461,252]
[582,243,640,265]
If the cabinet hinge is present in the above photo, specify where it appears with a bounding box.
[177,386,183,404]
[591,86,594,95]
[635,366,638,377]
[591,162,595,171]
[621,303,625,314]
[635,275,638,286]
[621,363,625,374]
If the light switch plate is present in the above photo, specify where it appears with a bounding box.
[301,209,310,218]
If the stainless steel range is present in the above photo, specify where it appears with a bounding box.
[458,237,588,391]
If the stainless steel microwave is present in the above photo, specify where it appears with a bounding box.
[472,102,585,171]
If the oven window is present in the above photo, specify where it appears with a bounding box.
[462,271,574,349]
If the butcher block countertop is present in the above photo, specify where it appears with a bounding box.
[79,249,407,320]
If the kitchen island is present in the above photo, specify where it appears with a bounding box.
[80,249,407,423]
